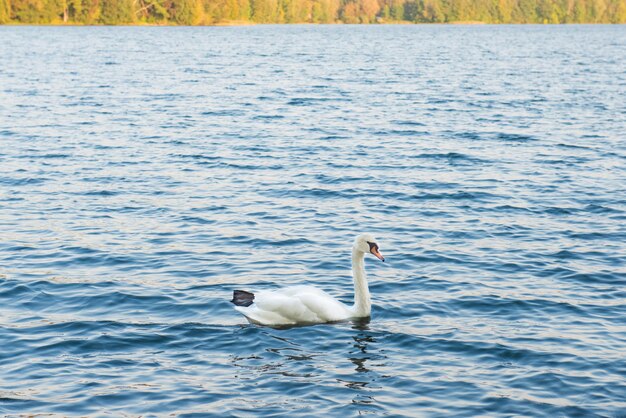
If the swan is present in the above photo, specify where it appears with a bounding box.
[230,233,384,326]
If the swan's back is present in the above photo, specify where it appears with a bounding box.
[233,285,352,326]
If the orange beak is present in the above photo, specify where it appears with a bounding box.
[371,248,385,262]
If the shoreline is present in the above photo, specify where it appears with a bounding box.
[1,21,623,26]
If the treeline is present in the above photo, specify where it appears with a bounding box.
[0,0,624,25]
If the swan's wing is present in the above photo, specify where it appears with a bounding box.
[235,291,317,325]
[234,304,292,325]
[236,286,351,325]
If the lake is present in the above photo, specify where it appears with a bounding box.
[0,24,625,416]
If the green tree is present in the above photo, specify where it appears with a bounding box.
[423,0,443,21]
[11,0,63,23]
[452,0,474,21]
[238,0,252,19]
[135,0,169,23]
[172,0,202,23]
[512,0,539,22]
[614,0,626,22]
[537,0,559,22]
[403,0,420,20]
[100,0,134,23]
[572,0,587,21]
[251,0,278,21]
[497,0,514,22]
[311,0,323,21]
[381,3,390,18]
[389,0,403,19]
[281,0,310,22]
[66,0,80,22]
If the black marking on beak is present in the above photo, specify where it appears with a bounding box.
[367,241,384,261]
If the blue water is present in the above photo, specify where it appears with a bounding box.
[1,24,625,416]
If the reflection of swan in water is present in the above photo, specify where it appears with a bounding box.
[229,320,386,414]
[351,336,376,373]
[231,234,384,326]
[341,320,386,410]
[346,319,377,377]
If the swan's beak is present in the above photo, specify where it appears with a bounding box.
[371,248,385,262]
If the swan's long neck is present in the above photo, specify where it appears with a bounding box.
[352,247,371,317]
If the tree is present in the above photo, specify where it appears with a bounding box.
[251,0,279,21]
[284,0,312,22]
[311,0,323,20]
[135,0,169,23]
[403,0,420,20]
[341,1,359,22]
[323,0,340,21]
[512,0,539,22]
[614,0,626,22]
[310,0,337,21]
[66,0,80,22]
[225,0,240,19]
[571,0,586,21]
[537,0,559,22]
[0,0,10,23]
[99,0,134,23]
[172,0,202,23]
[238,0,252,19]
[360,0,380,21]
[389,0,403,19]
[423,0,443,21]
[2,0,625,24]
[497,0,514,22]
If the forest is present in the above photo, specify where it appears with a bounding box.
[0,0,624,25]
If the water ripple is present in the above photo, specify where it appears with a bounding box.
[1,24,625,417]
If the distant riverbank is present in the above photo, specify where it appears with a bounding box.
[1,0,625,26]
[2,21,625,26]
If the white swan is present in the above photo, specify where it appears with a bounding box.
[231,233,384,326]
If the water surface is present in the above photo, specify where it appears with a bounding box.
[1,25,625,416]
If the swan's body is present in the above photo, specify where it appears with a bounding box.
[231,234,384,326]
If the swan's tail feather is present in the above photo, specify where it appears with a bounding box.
[231,290,255,307]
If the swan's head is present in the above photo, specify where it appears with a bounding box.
[354,233,385,262]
